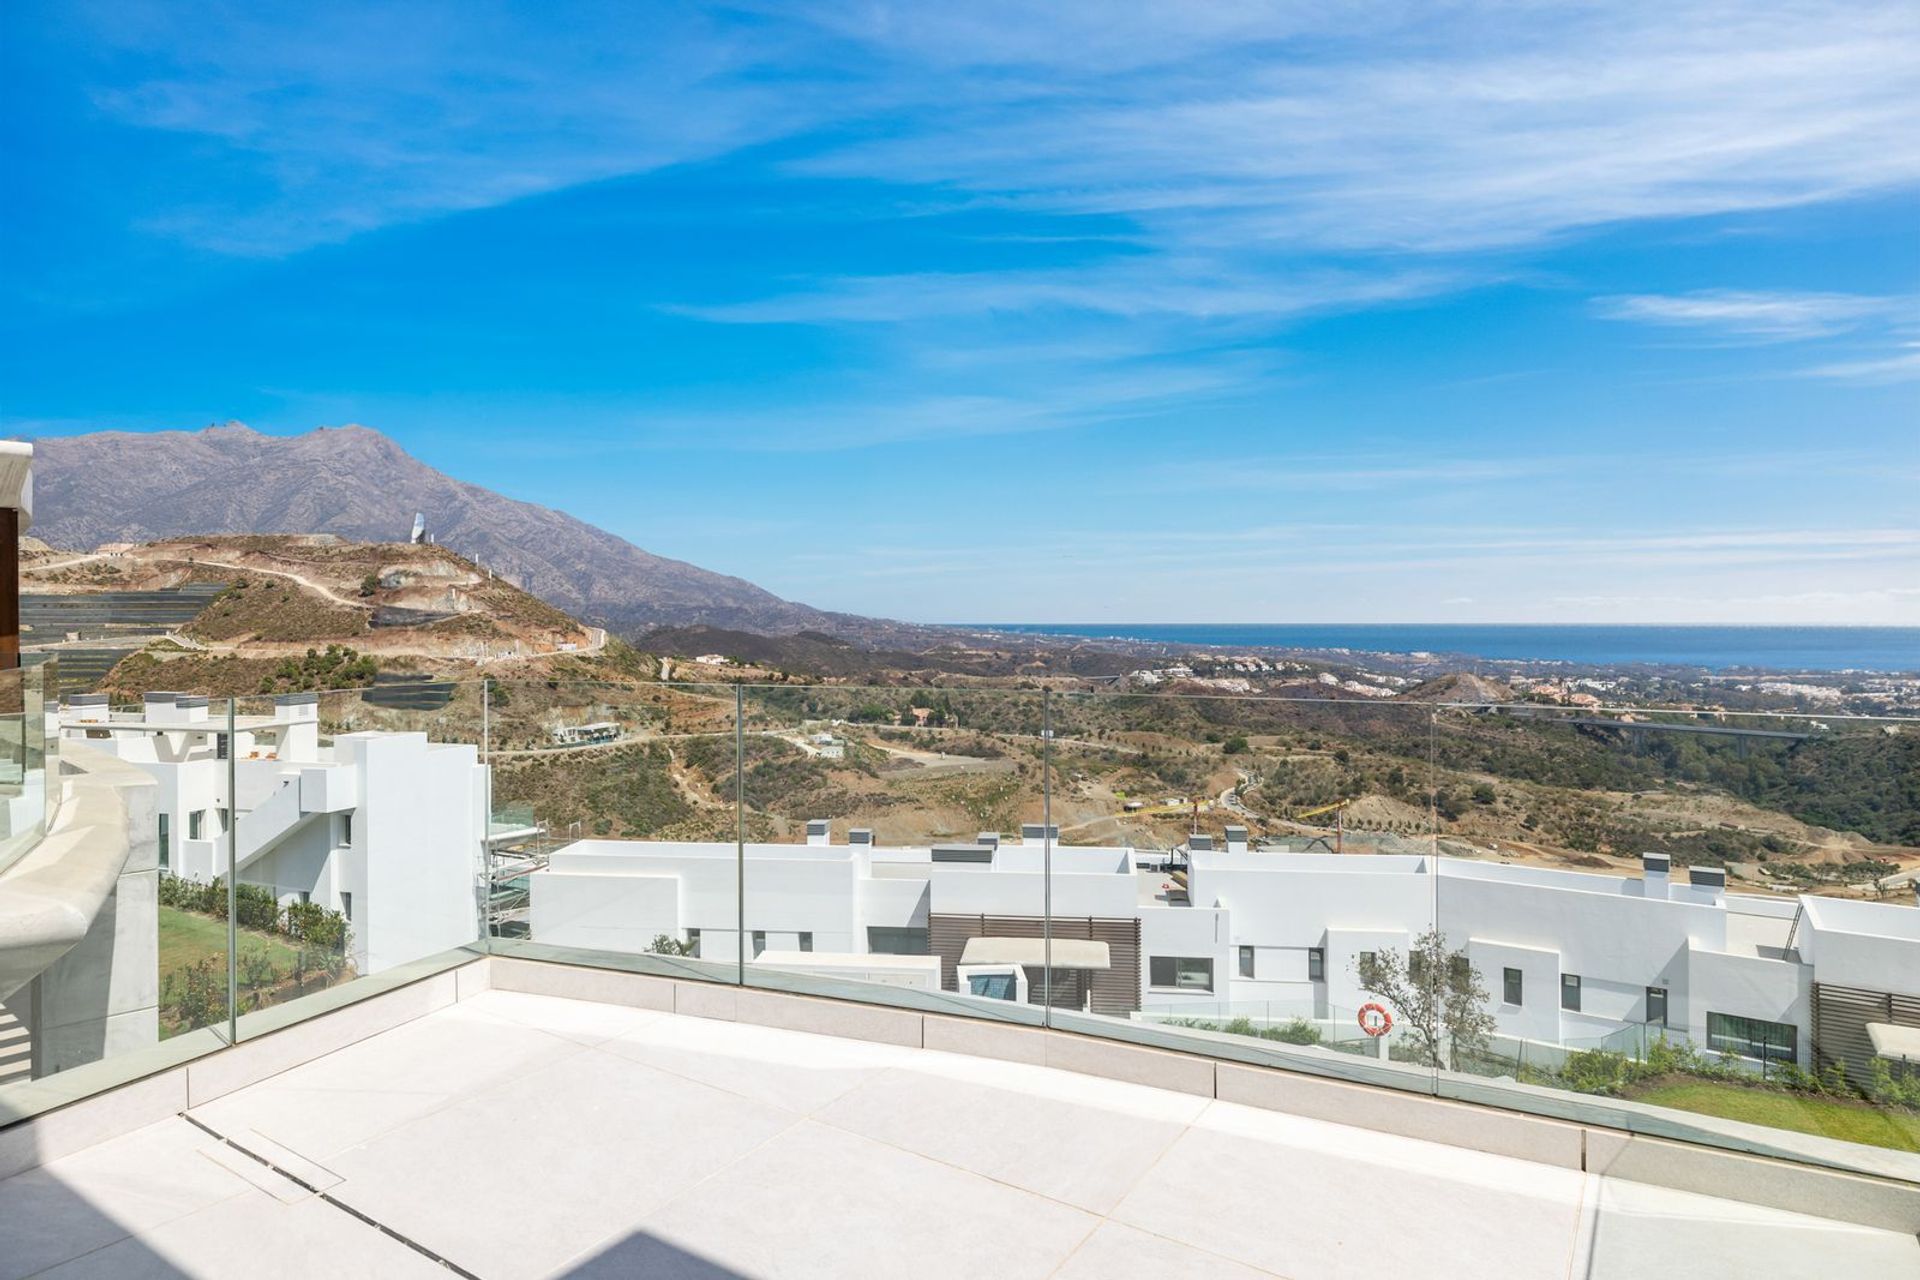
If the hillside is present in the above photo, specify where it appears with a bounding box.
[30,423,867,637]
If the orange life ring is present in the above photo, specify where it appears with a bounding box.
[1358,1002,1393,1037]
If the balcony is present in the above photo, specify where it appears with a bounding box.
[3,958,1916,1279]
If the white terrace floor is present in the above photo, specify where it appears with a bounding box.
[3,989,1916,1280]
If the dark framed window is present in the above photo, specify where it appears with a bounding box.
[1646,986,1668,1027]
[1561,974,1581,1012]
[798,932,814,953]
[1503,968,1523,1006]
[1707,1013,1797,1063]
[340,891,352,922]
[1238,946,1254,979]
[157,813,170,870]
[1149,956,1214,992]
[867,926,930,955]
[1358,950,1378,983]
[751,930,767,959]
[1308,948,1325,982]
[188,809,205,841]
[215,732,230,761]
[686,928,702,958]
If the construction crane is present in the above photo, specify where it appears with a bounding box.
[1293,798,1353,854]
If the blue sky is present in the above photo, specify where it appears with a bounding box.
[3,1,1917,625]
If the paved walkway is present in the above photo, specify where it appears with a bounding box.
[2,991,1914,1278]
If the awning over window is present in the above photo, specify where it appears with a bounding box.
[1867,1022,1920,1060]
[959,937,1110,969]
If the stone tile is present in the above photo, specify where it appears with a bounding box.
[491,957,675,1012]
[601,1012,908,1115]
[921,1014,1049,1066]
[1585,1127,1920,1234]
[673,979,738,1021]
[187,1003,580,1161]
[1215,1061,1584,1169]
[0,1118,256,1280]
[32,1187,448,1279]
[459,988,667,1045]
[732,988,923,1048]
[815,1058,1201,1213]
[1045,1031,1216,1097]
[185,974,452,1107]
[455,957,492,1000]
[1054,1221,1278,1279]
[564,1120,1097,1280]
[1583,1175,1920,1280]
[327,1045,797,1279]
[0,1068,187,1181]
[1113,1100,1586,1280]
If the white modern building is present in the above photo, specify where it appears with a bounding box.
[58,690,486,977]
[528,821,1920,1079]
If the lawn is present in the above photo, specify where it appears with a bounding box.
[158,905,318,1037]
[1632,1080,1920,1152]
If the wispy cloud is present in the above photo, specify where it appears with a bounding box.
[1592,290,1909,342]
[1800,341,1920,384]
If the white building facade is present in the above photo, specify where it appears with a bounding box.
[59,691,485,976]
[528,822,1920,1077]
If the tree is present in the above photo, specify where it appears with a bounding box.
[1355,929,1496,1071]
[648,933,697,957]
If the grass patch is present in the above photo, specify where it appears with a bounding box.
[158,905,337,1037]
[1632,1080,1920,1152]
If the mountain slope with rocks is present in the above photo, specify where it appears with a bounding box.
[30,423,868,637]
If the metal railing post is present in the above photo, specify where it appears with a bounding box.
[225,698,238,1044]
[735,684,746,987]
[1042,687,1052,1024]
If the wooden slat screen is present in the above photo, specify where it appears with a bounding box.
[929,913,1142,1016]
[1811,981,1920,1087]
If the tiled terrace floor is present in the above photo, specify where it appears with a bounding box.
[2,989,1915,1278]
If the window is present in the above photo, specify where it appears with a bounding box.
[340,891,353,922]
[339,814,353,847]
[798,932,814,953]
[188,809,205,841]
[867,926,930,955]
[751,930,767,959]
[1238,946,1254,979]
[215,732,230,761]
[686,928,702,958]
[1708,1013,1797,1064]
[1358,950,1377,979]
[1149,956,1214,992]
[298,890,310,905]
[968,972,1018,1001]
[157,814,170,870]
[1561,974,1581,1012]
[1646,986,1668,1027]
[1308,948,1325,982]
[1503,968,1523,1006]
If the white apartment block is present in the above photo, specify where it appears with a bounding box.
[529,821,1920,1081]
[59,691,485,976]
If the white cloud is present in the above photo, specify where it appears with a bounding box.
[1800,341,1920,383]
[1592,290,1907,341]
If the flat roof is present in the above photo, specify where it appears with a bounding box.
[1868,1023,1920,1061]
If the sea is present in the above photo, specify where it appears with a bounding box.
[971,624,1920,674]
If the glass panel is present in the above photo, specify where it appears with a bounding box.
[1040,690,1440,1093]
[1430,701,1920,1178]
[488,680,742,984]
[736,684,1052,1023]
[3,685,236,1123]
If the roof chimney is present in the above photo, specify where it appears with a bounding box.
[1225,825,1249,853]
[977,831,1001,849]
[805,819,830,846]
[1642,852,1671,898]
[849,828,873,846]
[1189,833,1214,853]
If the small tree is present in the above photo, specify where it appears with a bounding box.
[1354,929,1496,1071]
[647,933,696,957]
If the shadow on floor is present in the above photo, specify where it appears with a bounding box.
[561,1230,753,1278]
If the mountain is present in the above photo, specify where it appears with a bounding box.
[28,423,859,636]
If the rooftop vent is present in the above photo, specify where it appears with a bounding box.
[1189,834,1214,852]
[806,819,830,846]
[977,832,1001,849]
[849,828,874,846]
[1642,852,1671,877]
[931,844,994,864]
[1224,825,1249,852]
[1689,867,1727,890]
